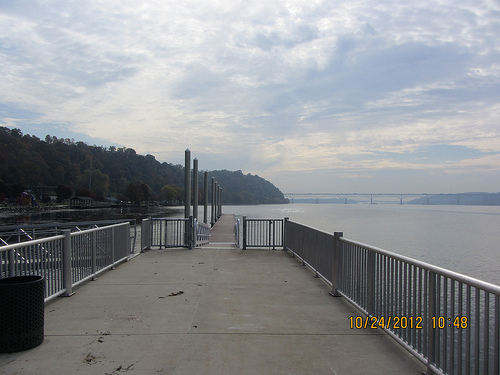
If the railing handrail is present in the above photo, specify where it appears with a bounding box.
[69,221,130,237]
[244,218,283,222]
[0,221,131,252]
[151,217,189,222]
[340,236,500,295]
[0,219,137,253]
[0,219,136,231]
[0,234,66,252]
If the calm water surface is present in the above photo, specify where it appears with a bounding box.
[0,206,184,226]
[2,203,498,285]
[224,203,500,285]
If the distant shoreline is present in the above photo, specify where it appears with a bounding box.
[0,205,73,215]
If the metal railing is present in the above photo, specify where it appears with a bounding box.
[194,219,211,247]
[283,219,500,375]
[0,220,138,254]
[0,222,131,302]
[149,218,191,248]
[242,217,284,249]
[142,217,212,250]
[235,219,240,248]
[284,219,333,281]
[141,217,152,251]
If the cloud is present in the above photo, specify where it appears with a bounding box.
[1,0,500,192]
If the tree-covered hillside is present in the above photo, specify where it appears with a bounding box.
[0,127,288,205]
[209,170,287,205]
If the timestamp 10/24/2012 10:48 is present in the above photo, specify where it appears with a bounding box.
[349,316,469,330]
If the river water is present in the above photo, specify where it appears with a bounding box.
[223,203,500,286]
[2,203,498,286]
[0,205,184,226]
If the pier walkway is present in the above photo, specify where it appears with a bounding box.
[1,215,425,374]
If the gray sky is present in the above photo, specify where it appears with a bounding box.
[1,0,499,193]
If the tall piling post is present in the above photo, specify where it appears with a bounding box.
[184,149,191,247]
[211,177,215,226]
[204,172,208,224]
[215,182,219,222]
[193,158,198,220]
[184,149,191,219]
[218,185,222,218]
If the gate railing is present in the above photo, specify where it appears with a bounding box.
[149,218,190,249]
[242,217,284,249]
[142,217,212,250]
[0,222,131,302]
[284,219,500,375]
[194,219,211,247]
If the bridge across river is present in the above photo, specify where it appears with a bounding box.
[284,192,477,204]
[0,214,425,374]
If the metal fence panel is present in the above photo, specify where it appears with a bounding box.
[1,222,131,302]
[242,217,283,249]
[141,217,152,251]
[284,219,500,375]
[151,218,190,248]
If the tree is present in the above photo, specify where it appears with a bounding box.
[122,183,143,203]
[161,184,183,204]
[56,184,73,203]
[140,183,153,202]
[76,168,110,198]
[0,127,287,205]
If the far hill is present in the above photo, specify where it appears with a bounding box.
[408,193,500,205]
[0,127,288,205]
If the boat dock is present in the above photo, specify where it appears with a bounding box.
[1,214,426,374]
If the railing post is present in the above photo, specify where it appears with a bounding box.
[141,217,151,251]
[235,219,240,248]
[159,218,164,249]
[243,216,247,250]
[269,220,274,250]
[111,227,116,269]
[427,270,437,374]
[62,229,74,297]
[127,222,131,256]
[283,217,289,250]
[193,218,198,248]
[91,231,97,280]
[188,216,194,249]
[8,248,15,277]
[330,232,343,297]
[367,250,375,314]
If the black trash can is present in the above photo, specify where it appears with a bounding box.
[0,275,45,353]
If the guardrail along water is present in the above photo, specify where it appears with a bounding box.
[1,222,132,302]
[242,217,500,375]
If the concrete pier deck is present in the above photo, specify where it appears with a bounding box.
[0,215,426,374]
